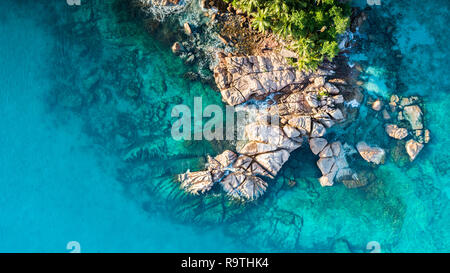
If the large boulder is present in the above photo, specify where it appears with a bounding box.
[405,139,424,161]
[178,150,238,194]
[254,149,291,176]
[220,173,268,201]
[309,138,328,155]
[214,55,298,106]
[403,105,423,130]
[356,141,386,165]
[385,124,408,140]
[371,99,382,111]
[178,170,214,195]
[183,22,192,36]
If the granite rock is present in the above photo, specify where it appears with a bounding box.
[403,105,423,130]
[179,53,358,199]
[356,141,386,165]
[405,139,424,161]
[385,124,408,140]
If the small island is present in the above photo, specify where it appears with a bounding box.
[136,0,431,201]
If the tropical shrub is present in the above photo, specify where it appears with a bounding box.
[224,0,351,70]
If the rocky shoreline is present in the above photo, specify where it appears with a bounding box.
[136,0,431,203]
[179,52,365,200]
[135,0,392,200]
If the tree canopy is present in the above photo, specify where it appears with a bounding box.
[224,0,351,70]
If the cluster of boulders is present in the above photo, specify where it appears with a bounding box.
[179,149,270,200]
[390,95,430,161]
[178,54,364,200]
[311,139,357,187]
[370,94,430,162]
[214,53,345,108]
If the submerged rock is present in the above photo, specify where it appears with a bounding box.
[225,207,303,250]
[424,129,431,144]
[356,141,386,165]
[371,99,382,111]
[382,109,391,120]
[183,22,192,36]
[383,95,429,162]
[171,42,184,54]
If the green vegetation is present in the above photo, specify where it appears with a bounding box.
[317,88,329,99]
[224,0,351,70]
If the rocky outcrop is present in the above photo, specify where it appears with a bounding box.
[214,54,335,106]
[214,55,295,106]
[384,95,431,162]
[179,54,359,200]
[385,124,408,140]
[178,148,271,201]
[356,141,386,165]
[178,170,214,194]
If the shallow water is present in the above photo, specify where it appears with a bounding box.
[0,0,448,252]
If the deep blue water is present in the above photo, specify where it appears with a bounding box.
[0,0,239,253]
[0,0,448,252]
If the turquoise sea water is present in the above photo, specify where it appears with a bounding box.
[0,0,238,253]
[0,0,448,252]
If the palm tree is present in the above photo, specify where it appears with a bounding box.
[235,0,260,14]
[247,0,260,12]
[268,0,289,15]
[274,13,293,38]
[290,38,322,70]
[251,7,271,34]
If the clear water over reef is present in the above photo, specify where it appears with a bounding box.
[0,0,448,252]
